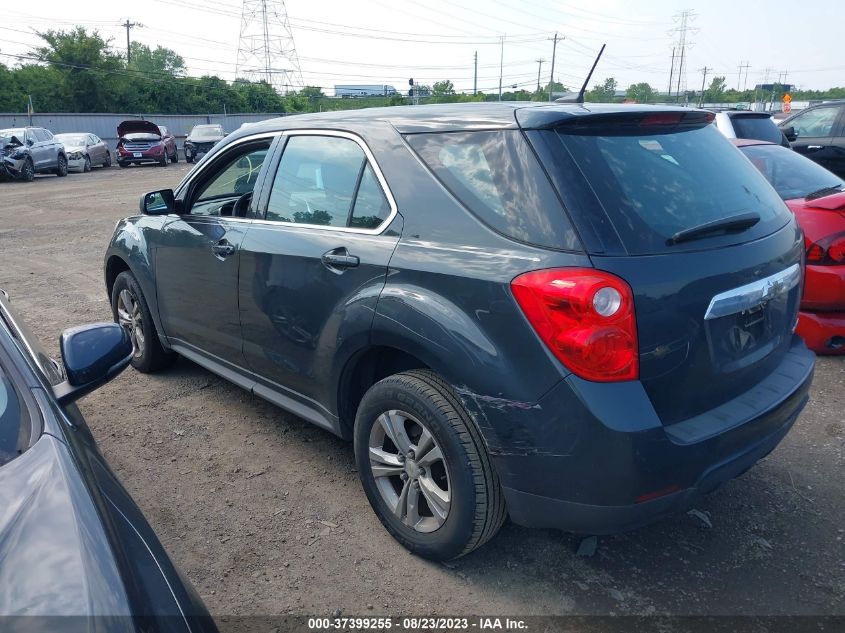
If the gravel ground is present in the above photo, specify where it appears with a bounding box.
[0,165,843,619]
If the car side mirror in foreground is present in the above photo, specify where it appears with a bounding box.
[141,188,176,215]
[782,126,797,142]
[53,323,133,405]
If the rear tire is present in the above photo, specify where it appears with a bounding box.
[111,271,176,373]
[55,154,68,177]
[354,370,506,560]
[186,153,194,164]
[118,161,128,168]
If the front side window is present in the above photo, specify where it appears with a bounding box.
[189,143,270,216]
[266,135,391,230]
[0,361,32,468]
[790,106,840,138]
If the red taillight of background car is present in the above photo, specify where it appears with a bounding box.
[511,268,638,382]
[806,231,845,265]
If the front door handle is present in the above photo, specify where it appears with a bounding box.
[212,239,236,258]
[321,248,359,270]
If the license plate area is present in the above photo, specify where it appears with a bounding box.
[133,152,142,158]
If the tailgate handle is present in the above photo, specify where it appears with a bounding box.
[704,264,801,320]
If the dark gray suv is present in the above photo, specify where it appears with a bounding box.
[0,127,68,181]
[104,103,814,560]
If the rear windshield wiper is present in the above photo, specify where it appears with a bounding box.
[805,184,844,201]
[667,212,761,246]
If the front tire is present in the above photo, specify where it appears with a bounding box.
[170,147,178,163]
[83,155,91,172]
[104,151,112,167]
[55,154,68,177]
[111,271,176,373]
[19,158,35,182]
[354,370,506,560]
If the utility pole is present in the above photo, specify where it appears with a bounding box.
[668,47,675,98]
[741,62,751,91]
[473,51,478,95]
[535,58,545,93]
[548,32,559,102]
[737,60,750,92]
[669,10,696,104]
[698,66,710,107]
[122,19,141,64]
[498,35,504,101]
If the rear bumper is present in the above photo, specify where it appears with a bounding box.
[486,336,814,533]
[797,310,845,354]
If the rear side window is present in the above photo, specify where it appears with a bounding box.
[730,115,783,144]
[265,134,393,231]
[406,131,580,250]
[552,123,791,254]
[741,143,845,201]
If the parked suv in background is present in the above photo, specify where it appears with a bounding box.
[0,127,68,181]
[116,120,178,167]
[712,109,789,146]
[184,124,225,163]
[778,100,845,178]
[104,104,814,560]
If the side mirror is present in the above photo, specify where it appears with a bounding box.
[53,323,133,405]
[782,126,797,142]
[141,189,176,215]
[26,139,34,146]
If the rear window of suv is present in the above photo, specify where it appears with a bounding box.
[549,121,792,254]
[729,114,784,144]
[406,131,581,250]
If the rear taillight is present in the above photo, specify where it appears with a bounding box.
[511,268,638,382]
[806,231,845,265]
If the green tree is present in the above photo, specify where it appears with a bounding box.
[35,27,123,111]
[585,77,618,102]
[432,80,455,96]
[128,42,186,76]
[703,76,727,103]
[625,82,656,103]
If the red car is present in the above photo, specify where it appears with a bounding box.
[734,139,845,354]
[116,120,178,167]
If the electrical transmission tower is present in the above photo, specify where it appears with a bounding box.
[667,10,696,102]
[236,0,304,94]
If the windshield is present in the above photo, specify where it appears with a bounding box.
[551,123,791,254]
[730,115,784,144]
[0,129,26,145]
[740,143,845,201]
[191,125,223,138]
[56,134,88,146]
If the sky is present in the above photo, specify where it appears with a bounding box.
[1,0,843,96]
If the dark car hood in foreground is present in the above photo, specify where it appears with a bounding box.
[0,433,133,625]
[117,120,161,139]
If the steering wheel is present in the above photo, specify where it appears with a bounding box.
[233,191,253,217]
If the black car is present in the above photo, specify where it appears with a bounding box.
[0,289,216,632]
[0,127,68,181]
[104,103,814,560]
[184,124,226,163]
[779,100,845,178]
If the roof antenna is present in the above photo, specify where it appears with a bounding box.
[555,44,606,104]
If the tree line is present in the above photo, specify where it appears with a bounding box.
[2,28,843,115]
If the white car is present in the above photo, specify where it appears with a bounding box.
[711,110,789,147]
[55,133,112,172]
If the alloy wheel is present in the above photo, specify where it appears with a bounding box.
[116,288,145,358]
[368,409,451,533]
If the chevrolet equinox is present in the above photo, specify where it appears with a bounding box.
[104,103,815,560]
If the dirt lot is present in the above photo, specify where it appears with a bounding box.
[0,166,843,618]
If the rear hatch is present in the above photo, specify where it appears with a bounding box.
[521,108,803,424]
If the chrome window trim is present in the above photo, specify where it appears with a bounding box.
[703,263,801,320]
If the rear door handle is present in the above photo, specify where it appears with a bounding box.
[321,248,359,269]
[212,239,236,258]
